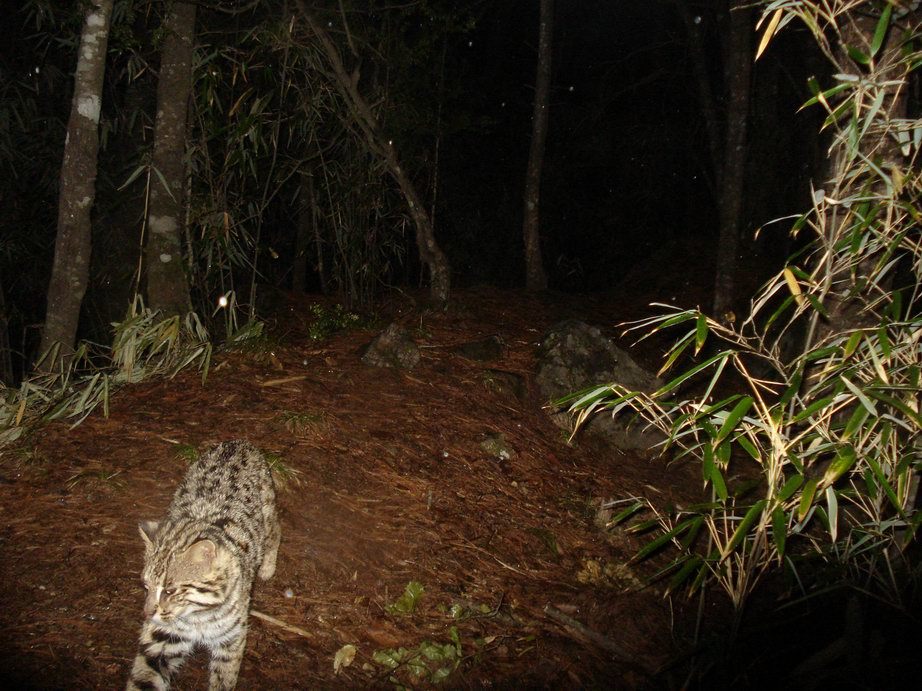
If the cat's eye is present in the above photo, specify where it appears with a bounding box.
[163,588,176,596]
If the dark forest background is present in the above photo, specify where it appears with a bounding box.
[0,0,831,381]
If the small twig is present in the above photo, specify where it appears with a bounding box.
[543,604,654,678]
[251,609,313,639]
[259,375,309,387]
[454,539,534,578]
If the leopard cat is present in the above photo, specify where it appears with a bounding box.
[126,440,281,691]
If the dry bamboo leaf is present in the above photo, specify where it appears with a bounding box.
[756,9,783,60]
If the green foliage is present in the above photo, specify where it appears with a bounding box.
[385,580,425,615]
[276,409,327,436]
[111,298,212,384]
[65,468,124,490]
[372,626,462,686]
[181,1,483,309]
[174,444,199,464]
[307,303,363,341]
[571,1,922,610]
[0,300,214,450]
[264,450,303,489]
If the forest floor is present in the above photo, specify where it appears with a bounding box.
[0,283,718,690]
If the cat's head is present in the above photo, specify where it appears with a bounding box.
[138,521,232,622]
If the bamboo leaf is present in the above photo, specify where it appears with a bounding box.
[842,406,869,440]
[870,5,893,57]
[840,376,878,416]
[694,314,708,355]
[627,518,660,535]
[150,165,177,203]
[709,458,729,502]
[724,500,768,557]
[865,390,922,429]
[800,81,851,109]
[680,516,704,549]
[702,444,715,483]
[765,294,795,332]
[778,368,803,407]
[756,8,783,60]
[736,435,759,461]
[654,350,734,398]
[826,487,839,542]
[564,385,616,410]
[608,501,646,527]
[859,89,887,142]
[846,44,870,66]
[714,396,753,446]
[865,454,904,515]
[778,474,804,502]
[804,293,829,318]
[798,478,818,520]
[875,327,891,360]
[814,505,829,531]
[843,331,862,358]
[658,335,693,377]
[633,518,698,562]
[657,311,698,330]
[783,267,806,307]
[792,396,835,423]
[689,557,711,594]
[666,555,702,596]
[118,164,148,191]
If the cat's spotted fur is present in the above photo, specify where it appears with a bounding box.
[127,440,280,691]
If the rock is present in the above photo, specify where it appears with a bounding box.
[361,323,420,369]
[482,369,527,400]
[479,432,517,461]
[535,320,664,453]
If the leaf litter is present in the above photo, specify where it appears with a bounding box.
[0,287,707,688]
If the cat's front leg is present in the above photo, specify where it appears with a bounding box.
[208,628,248,691]
[126,622,194,690]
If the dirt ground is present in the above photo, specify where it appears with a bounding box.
[0,286,710,689]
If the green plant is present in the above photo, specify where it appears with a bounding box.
[276,409,327,435]
[65,468,124,490]
[111,297,212,384]
[306,303,362,340]
[265,451,302,489]
[372,626,462,686]
[0,300,215,450]
[569,1,922,612]
[174,444,199,463]
[385,580,425,615]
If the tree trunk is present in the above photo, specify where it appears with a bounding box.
[294,168,324,294]
[712,2,752,320]
[39,0,114,369]
[145,0,195,316]
[522,0,553,292]
[0,272,12,384]
[91,76,150,330]
[297,3,451,304]
[675,1,721,185]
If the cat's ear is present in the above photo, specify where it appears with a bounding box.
[139,521,160,546]
[186,539,217,567]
